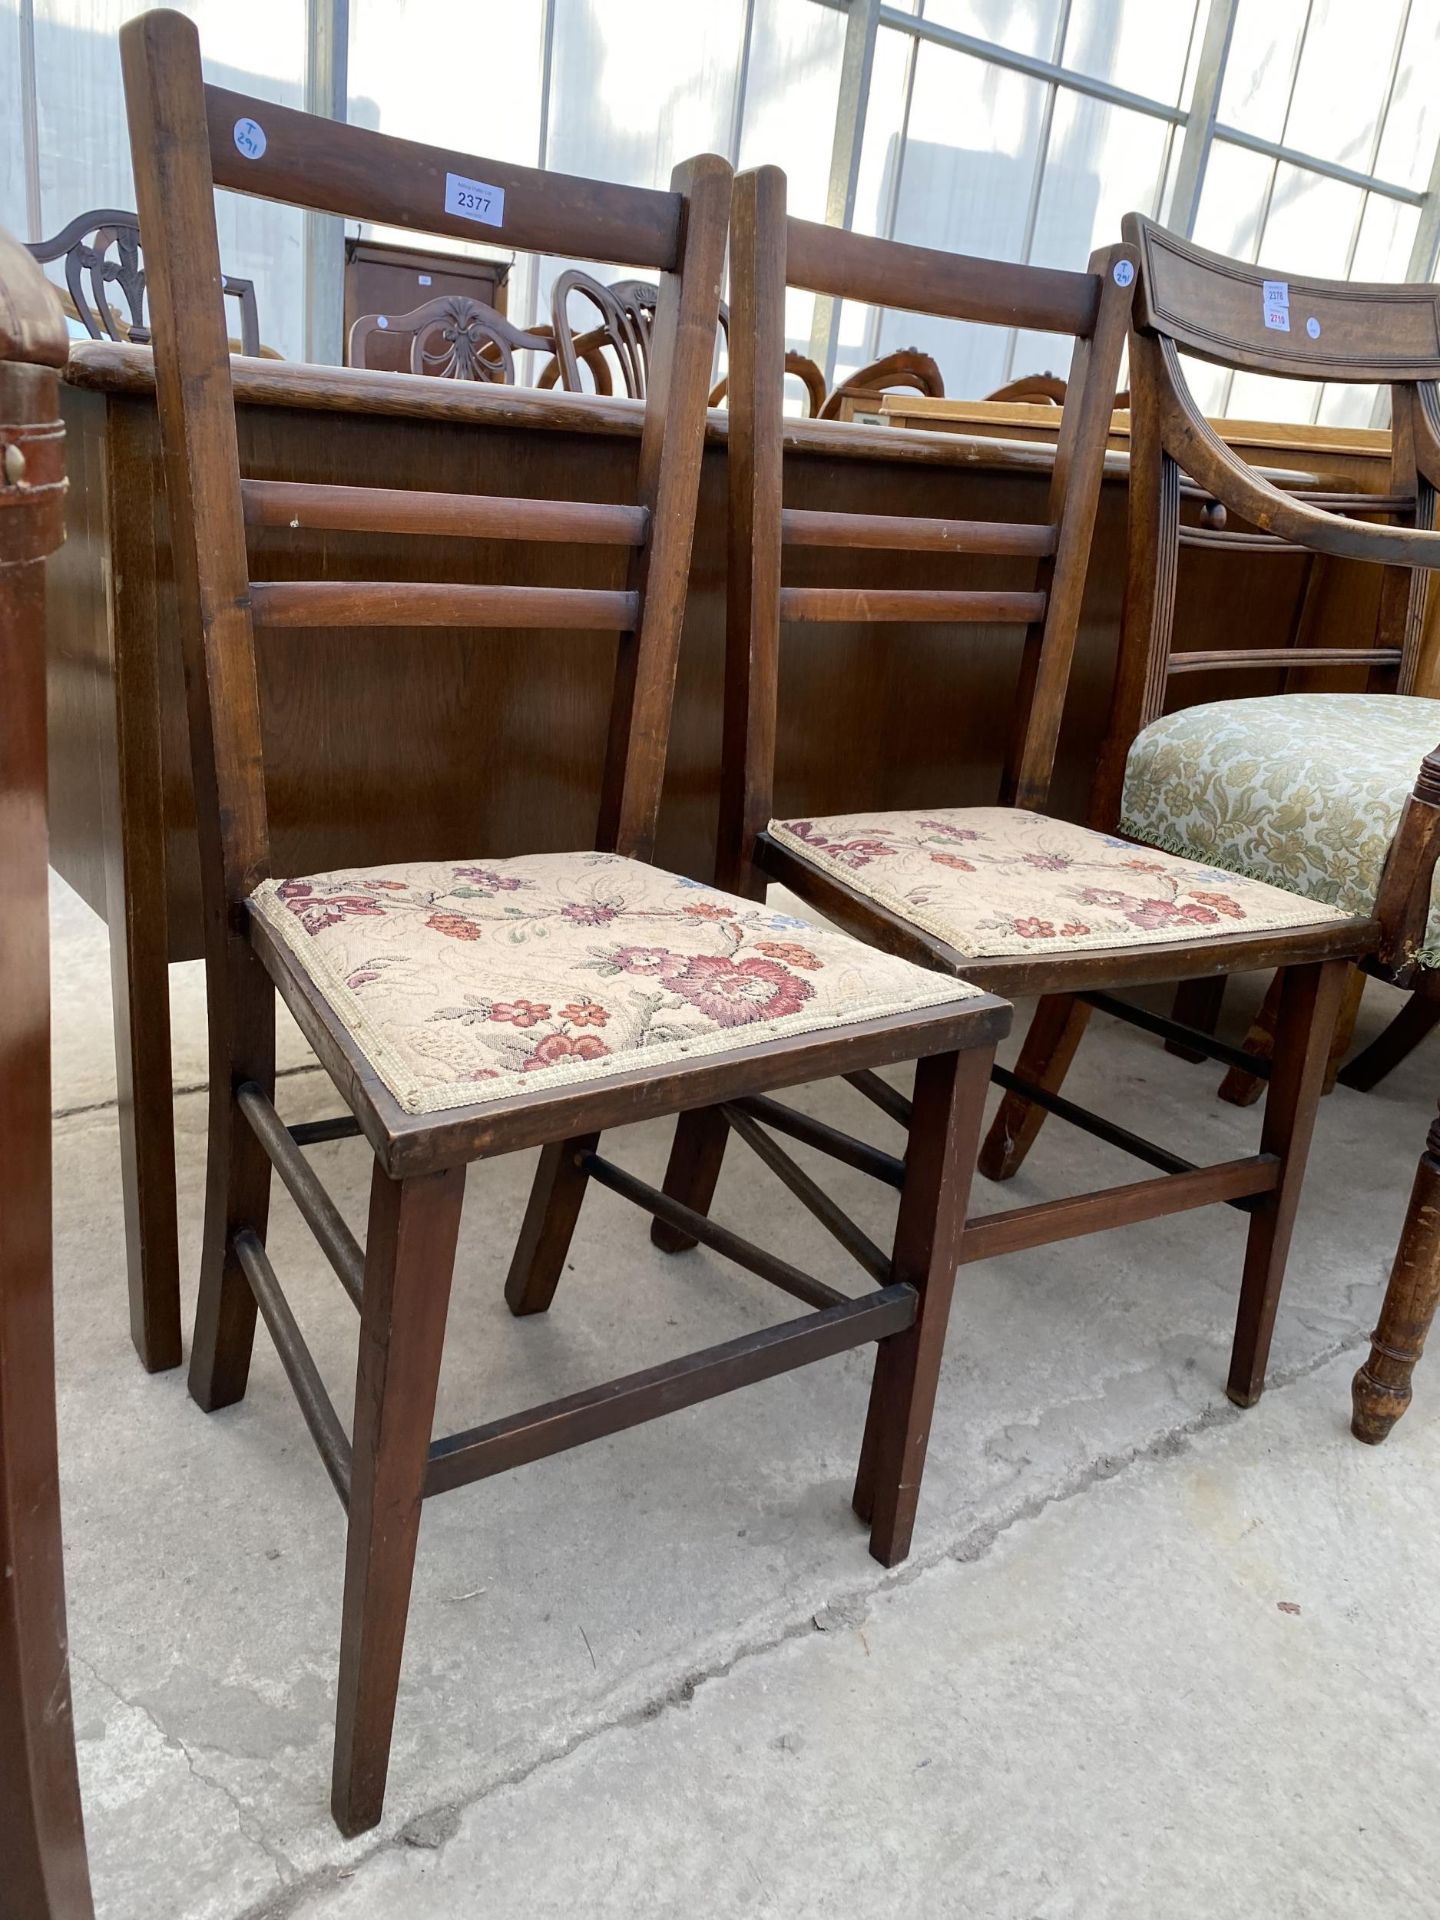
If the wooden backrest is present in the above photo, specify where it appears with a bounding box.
[347,294,550,383]
[549,273,658,397]
[816,348,944,421]
[120,8,729,927]
[1096,212,1440,822]
[718,164,1134,892]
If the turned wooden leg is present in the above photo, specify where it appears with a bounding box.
[187,946,275,1413]
[1164,975,1227,1062]
[1217,970,1283,1107]
[976,993,1090,1182]
[333,1159,466,1839]
[650,1107,731,1254]
[1338,984,1440,1092]
[504,1132,599,1316]
[1227,959,1349,1408]
[1352,1106,1440,1443]
[856,1047,990,1567]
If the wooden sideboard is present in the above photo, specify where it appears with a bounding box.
[47,343,1426,1371]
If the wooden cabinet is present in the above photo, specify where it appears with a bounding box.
[342,239,511,374]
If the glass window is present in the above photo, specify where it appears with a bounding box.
[1282,0,1407,173]
[1060,0,1200,107]
[0,4,29,241]
[920,0,1064,59]
[1374,3,1440,192]
[1190,139,1275,262]
[1215,0,1308,142]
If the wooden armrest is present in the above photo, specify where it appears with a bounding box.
[1158,340,1440,571]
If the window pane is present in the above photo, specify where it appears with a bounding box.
[1282,0,1406,172]
[32,0,306,357]
[1315,196,1421,425]
[349,0,544,163]
[1374,3,1440,191]
[1259,164,1364,276]
[1216,0,1308,141]
[1061,0,1200,107]
[0,5,28,240]
[834,23,913,379]
[919,0,1063,59]
[1190,138,1274,262]
[737,0,846,220]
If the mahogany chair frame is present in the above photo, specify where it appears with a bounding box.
[0,226,95,1920]
[122,9,1006,1836]
[979,214,1440,1443]
[347,292,550,383]
[652,168,1369,1422]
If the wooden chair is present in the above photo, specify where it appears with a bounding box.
[972,215,1440,1440]
[27,204,263,355]
[651,166,1371,1424]
[0,224,95,1920]
[122,8,1007,1836]
[817,345,943,420]
[348,292,549,382]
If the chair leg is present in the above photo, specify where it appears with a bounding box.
[856,1047,991,1567]
[187,948,276,1413]
[1321,967,1365,1095]
[1227,958,1349,1408]
[1338,984,1440,1092]
[976,993,1091,1182]
[1352,1104,1440,1443]
[649,1107,731,1254]
[1164,975,1227,1062]
[1216,970,1282,1107]
[504,1133,600,1316]
[332,1159,467,1839]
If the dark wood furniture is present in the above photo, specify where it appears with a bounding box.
[817,346,944,421]
[968,214,1440,1437]
[653,166,1372,1415]
[343,237,509,377]
[28,206,262,356]
[348,294,548,382]
[122,8,1008,1835]
[0,226,95,1920]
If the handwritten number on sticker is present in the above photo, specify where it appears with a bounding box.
[233,117,266,161]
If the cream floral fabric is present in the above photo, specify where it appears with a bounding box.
[767,806,1354,958]
[249,851,981,1116]
[1120,693,1440,960]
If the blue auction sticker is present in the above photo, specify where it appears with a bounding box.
[233,117,267,161]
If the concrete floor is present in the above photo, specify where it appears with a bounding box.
[46,876,1440,1919]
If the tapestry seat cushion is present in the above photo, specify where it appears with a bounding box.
[1119,693,1440,962]
[765,806,1356,959]
[249,851,982,1117]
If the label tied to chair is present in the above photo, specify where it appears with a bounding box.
[444,173,505,228]
[1262,279,1290,332]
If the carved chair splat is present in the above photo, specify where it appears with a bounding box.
[122,7,1006,1837]
[651,167,1370,1425]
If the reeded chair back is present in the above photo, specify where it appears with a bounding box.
[121,7,729,971]
[719,164,1134,894]
[1097,212,1440,831]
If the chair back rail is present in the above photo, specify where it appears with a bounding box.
[120,4,729,957]
[716,163,1132,894]
[347,295,550,383]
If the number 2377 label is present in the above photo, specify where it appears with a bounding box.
[444,172,505,228]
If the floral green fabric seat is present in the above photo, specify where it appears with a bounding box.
[1119,693,1440,963]
[249,851,979,1116]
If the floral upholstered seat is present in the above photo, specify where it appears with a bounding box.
[765,806,1357,959]
[1119,693,1440,964]
[249,851,980,1116]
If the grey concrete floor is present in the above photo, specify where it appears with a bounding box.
[46,876,1440,1919]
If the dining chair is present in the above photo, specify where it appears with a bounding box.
[347,292,549,382]
[974,214,1440,1441]
[122,8,1008,1836]
[651,166,1372,1420]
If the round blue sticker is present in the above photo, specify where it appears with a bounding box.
[233,117,267,161]
[1113,259,1135,287]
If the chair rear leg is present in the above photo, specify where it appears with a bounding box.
[976,993,1090,1182]
[1217,969,1282,1107]
[1227,958,1348,1408]
[650,1107,731,1254]
[504,1133,599,1316]
[333,1159,466,1839]
[188,948,275,1412]
[857,1046,991,1567]
[1337,982,1440,1092]
[1164,975,1227,1061]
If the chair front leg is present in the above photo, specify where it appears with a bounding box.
[1352,1103,1440,1443]
[1228,958,1348,1407]
[333,1158,466,1839]
[976,993,1090,1182]
[857,1046,991,1567]
[650,1106,732,1253]
[188,940,276,1412]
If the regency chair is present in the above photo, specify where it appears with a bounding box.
[122,9,1007,1836]
[651,167,1372,1417]
[973,215,1440,1440]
